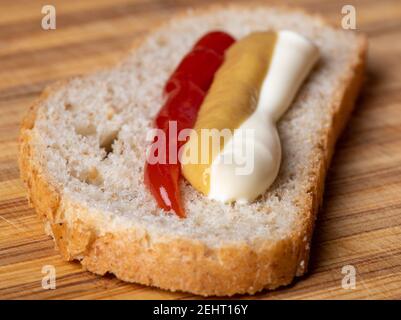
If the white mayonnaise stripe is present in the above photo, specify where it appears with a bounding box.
[258,30,320,121]
[208,31,319,203]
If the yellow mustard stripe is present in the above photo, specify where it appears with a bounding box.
[181,31,277,195]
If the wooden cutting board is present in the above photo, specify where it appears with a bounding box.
[1,0,401,300]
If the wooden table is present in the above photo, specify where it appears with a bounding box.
[0,0,401,299]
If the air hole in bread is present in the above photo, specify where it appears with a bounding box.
[106,105,117,120]
[71,167,103,186]
[65,103,74,111]
[274,193,282,201]
[75,123,97,137]
[100,130,119,155]
[107,87,115,97]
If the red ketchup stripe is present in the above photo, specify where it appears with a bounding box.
[144,31,235,218]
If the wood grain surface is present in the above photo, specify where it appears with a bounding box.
[1,0,401,300]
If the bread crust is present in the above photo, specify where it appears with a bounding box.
[18,5,367,296]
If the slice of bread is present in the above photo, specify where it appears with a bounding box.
[19,5,367,296]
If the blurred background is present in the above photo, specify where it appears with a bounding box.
[1,0,399,99]
[0,0,401,299]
